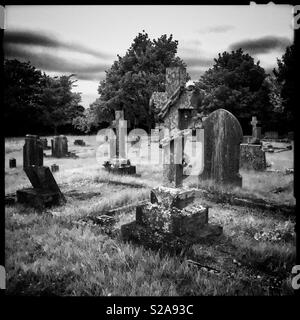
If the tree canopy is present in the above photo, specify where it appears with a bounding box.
[194,49,272,133]
[4,59,84,136]
[273,44,295,132]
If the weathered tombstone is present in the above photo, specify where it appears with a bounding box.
[121,67,222,249]
[51,164,59,172]
[51,135,68,158]
[103,110,136,175]
[17,166,65,208]
[240,144,266,171]
[250,116,262,144]
[264,131,278,140]
[162,134,184,188]
[74,139,86,146]
[9,158,16,168]
[23,134,44,168]
[40,138,50,150]
[199,109,243,187]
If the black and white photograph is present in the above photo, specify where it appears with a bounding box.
[2,3,297,298]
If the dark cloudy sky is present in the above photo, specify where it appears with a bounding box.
[4,4,294,108]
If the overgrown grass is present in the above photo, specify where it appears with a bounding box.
[5,136,296,295]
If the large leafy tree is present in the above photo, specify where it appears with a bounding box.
[36,74,84,134]
[194,49,272,133]
[88,31,189,131]
[273,44,295,132]
[4,59,44,136]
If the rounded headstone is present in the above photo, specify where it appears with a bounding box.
[199,109,243,187]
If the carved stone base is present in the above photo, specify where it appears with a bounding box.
[16,188,64,209]
[121,186,222,249]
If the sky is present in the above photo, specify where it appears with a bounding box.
[4,4,294,108]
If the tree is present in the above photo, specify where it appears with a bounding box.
[273,44,295,132]
[36,74,84,134]
[91,31,189,132]
[194,49,272,133]
[4,59,44,136]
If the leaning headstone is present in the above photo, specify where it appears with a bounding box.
[17,166,65,209]
[51,135,68,158]
[9,158,16,168]
[23,134,44,168]
[199,109,243,187]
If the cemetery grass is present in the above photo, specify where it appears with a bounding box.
[5,136,296,295]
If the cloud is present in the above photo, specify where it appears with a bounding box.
[4,29,113,59]
[4,43,110,81]
[199,25,235,34]
[229,36,292,55]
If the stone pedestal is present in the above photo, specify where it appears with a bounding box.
[121,186,222,250]
[17,188,63,209]
[23,134,44,168]
[51,135,68,158]
[240,144,266,171]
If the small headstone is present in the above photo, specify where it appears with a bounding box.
[199,109,243,187]
[40,138,50,149]
[51,135,68,158]
[240,144,266,171]
[23,134,44,168]
[74,139,86,146]
[51,164,59,172]
[264,131,278,140]
[9,158,16,168]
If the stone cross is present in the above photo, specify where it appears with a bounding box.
[250,116,261,141]
[112,110,127,159]
[162,133,184,188]
[251,116,258,135]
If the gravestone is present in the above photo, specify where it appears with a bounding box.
[40,138,51,150]
[17,136,65,208]
[250,116,262,144]
[51,135,69,158]
[240,144,266,171]
[264,131,278,140]
[51,164,59,172]
[103,110,136,175]
[17,166,65,208]
[121,67,222,249]
[9,158,16,168]
[23,134,44,168]
[199,109,243,187]
[74,139,86,146]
